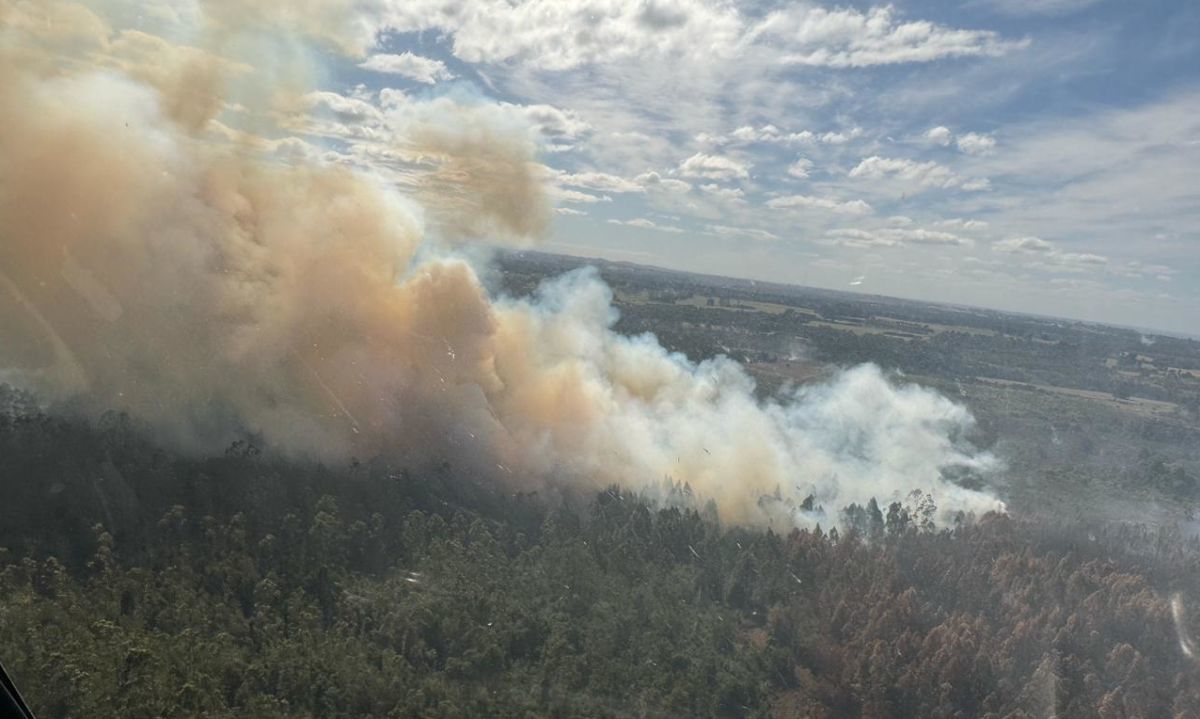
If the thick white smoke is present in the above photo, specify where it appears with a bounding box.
[487,271,1001,525]
[0,0,1005,528]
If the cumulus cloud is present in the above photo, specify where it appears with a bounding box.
[922,127,996,155]
[636,170,693,193]
[679,152,750,180]
[957,132,997,155]
[994,236,1055,253]
[695,131,730,147]
[302,90,383,122]
[766,194,873,215]
[819,128,863,144]
[358,52,455,83]
[507,102,593,146]
[925,126,953,146]
[850,156,991,192]
[732,125,774,142]
[787,157,815,179]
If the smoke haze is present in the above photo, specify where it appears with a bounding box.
[0,0,1004,528]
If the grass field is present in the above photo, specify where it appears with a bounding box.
[975,376,1180,418]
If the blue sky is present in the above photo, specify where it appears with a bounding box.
[295,1,1198,334]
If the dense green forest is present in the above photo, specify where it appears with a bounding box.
[4,386,1200,717]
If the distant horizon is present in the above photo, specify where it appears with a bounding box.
[527,245,1200,342]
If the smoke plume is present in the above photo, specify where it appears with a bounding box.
[0,0,1004,528]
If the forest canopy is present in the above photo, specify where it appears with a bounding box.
[3,393,1200,718]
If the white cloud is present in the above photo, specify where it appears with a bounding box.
[819,128,863,144]
[728,124,819,145]
[828,227,973,248]
[636,171,693,193]
[695,131,729,146]
[957,132,997,155]
[995,236,1054,253]
[922,127,996,155]
[959,177,993,191]
[900,228,974,246]
[550,187,613,204]
[993,236,1109,272]
[379,1,1024,73]
[679,152,750,180]
[378,87,408,109]
[382,0,744,71]
[557,170,644,193]
[787,157,814,179]
[709,224,780,241]
[508,103,592,146]
[699,183,746,201]
[556,207,588,216]
[938,218,990,231]
[766,194,873,215]
[925,126,953,146]
[825,229,900,247]
[301,91,381,122]
[993,236,1051,253]
[358,52,455,84]
[709,125,860,147]
[1058,252,1111,267]
[732,125,767,142]
[849,155,990,191]
[608,218,685,233]
[759,5,1027,68]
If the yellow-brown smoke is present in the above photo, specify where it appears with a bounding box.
[0,0,1004,527]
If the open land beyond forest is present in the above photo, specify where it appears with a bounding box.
[496,251,1200,527]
